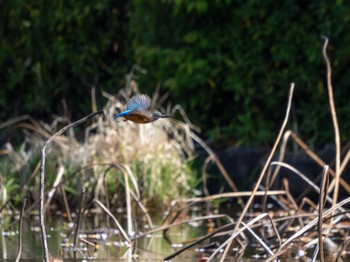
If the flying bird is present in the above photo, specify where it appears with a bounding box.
[114,94,174,124]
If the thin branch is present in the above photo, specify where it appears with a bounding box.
[39,110,104,262]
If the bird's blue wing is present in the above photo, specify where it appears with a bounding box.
[126,94,151,111]
[114,109,133,118]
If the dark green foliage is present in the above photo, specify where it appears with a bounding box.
[129,0,350,146]
[2,0,350,146]
[0,0,130,119]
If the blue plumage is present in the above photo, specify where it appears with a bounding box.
[114,94,174,124]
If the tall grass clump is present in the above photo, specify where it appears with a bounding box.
[0,78,197,210]
[87,82,197,205]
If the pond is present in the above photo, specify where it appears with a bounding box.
[0,209,222,261]
[1,201,345,261]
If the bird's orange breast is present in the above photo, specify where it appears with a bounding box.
[124,114,153,124]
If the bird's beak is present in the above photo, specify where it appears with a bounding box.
[159,115,175,118]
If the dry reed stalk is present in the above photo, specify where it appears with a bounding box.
[279,179,305,230]
[271,161,350,217]
[258,184,289,211]
[209,213,274,261]
[292,197,317,230]
[94,164,136,238]
[340,148,350,172]
[322,37,341,212]
[260,214,282,250]
[269,130,292,187]
[271,130,350,194]
[73,188,85,260]
[162,190,286,227]
[190,132,241,195]
[91,86,97,113]
[39,110,104,262]
[18,122,69,149]
[165,218,276,261]
[219,83,295,261]
[171,104,201,133]
[163,222,236,261]
[299,197,318,212]
[94,199,131,243]
[15,198,27,262]
[266,196,350,262]
[44,163,65,211]
[163,200,202,227]
[129,189,154,229]
[172,190,287,204]
[101,164,154,228]
[336,236,350,261]
[102,167,111,228]
[318,165,330,262]
[272,212,317,223]
[67,162,149,229]
[59,184,72,223]
[281,179,300,211]
[81,163,140,202]
[264,175,297,214]
[292,132,348,191]
[243,220,276,256]
[123,167,133,236]
[132,218,137,256]
[201,156,211,196]
[135,214,234,241]
[0,115,31,130]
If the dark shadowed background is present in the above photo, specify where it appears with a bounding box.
[1,0,350,148]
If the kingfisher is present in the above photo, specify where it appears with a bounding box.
[114,94,174,124]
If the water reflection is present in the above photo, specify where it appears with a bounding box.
[0,212,206,261]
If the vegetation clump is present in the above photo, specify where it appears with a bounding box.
[0,81,198,209]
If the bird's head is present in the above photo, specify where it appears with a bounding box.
[152,112,161,120]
